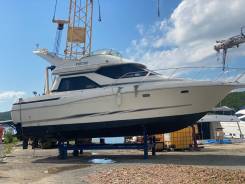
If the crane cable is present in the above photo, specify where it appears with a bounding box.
[158,0,160,17]
[53,0,58,21]
[98,0,102,22]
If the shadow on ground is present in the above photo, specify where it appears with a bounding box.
[32,153,245,167]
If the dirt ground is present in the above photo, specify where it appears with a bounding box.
[1,143,245,183]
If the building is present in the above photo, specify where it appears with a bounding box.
[197,106,241,140]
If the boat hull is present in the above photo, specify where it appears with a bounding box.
[12,81,236,140]
[16,112,206,139]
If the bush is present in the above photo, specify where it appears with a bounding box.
[4,131,16,144]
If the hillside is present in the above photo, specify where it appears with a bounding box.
[0,111,11,121]
[220,91,245,111]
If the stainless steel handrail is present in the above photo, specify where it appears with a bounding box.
[110,66,245,87]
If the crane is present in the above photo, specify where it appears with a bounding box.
[52,0,162,61]
[53,0,94,60]
[214,27,245,70]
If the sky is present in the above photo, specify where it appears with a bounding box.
[0,0,245,112]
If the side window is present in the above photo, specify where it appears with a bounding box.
[96,64,148,79]
[236,113,243,117]
[58,76,100,92]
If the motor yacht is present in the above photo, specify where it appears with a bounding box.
[236,107,245,122]
[11,49,245,141]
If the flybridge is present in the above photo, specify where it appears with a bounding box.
[33,48,124,75]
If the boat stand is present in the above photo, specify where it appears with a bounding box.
[57,129,156,160]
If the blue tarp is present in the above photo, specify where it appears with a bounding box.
[203,139,232,144]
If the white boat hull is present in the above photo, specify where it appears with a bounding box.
[11,81,236,139]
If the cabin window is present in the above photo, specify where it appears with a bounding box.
[57,76,100,92]
[96,63,151,79]
[236,113,243,117]
[240,117,245,121]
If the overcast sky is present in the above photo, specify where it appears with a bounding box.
[0,0,245,112]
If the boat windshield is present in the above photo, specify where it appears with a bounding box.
[91,49,122,57]
[236,113,244,117]
[96,63,155,79]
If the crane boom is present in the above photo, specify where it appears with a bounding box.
[214,27,245,70]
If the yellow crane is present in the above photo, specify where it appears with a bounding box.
[52,0,161,61]
[53,0,94,60]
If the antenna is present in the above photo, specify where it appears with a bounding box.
[214,27,245,70]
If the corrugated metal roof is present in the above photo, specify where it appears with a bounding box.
[198,115,239,123]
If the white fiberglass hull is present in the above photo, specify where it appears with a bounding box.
[11,81,237,139]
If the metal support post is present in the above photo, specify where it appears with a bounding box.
[152,136,156,156]
[143,128,148,159]
[58,141,67,159]
[32,138,38,149]
[23,137,28,149]
[73,139,79,157]
[192,125,198,150]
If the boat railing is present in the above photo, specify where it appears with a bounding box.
[154,66,245,83]
[112,66,245,86]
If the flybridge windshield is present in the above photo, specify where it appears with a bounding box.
[96,63,153,79]
[91,49,122,57]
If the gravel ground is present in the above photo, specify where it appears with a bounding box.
[82,165,245,184]
[1,143,245,183]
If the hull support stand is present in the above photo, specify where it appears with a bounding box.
[73,139,79,157]
[58,141,67,159]
[57,127,155,160]
[143,127,148,159]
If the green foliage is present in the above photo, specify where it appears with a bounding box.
[3,131,17,144]
[0,111,11,121]
[220,91,245,111]
[2,131,18,155]
[3,139,18,155]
